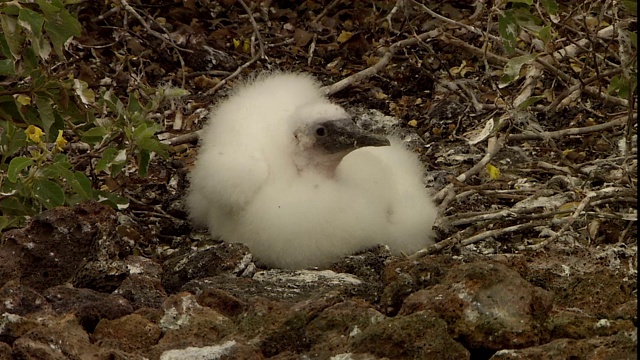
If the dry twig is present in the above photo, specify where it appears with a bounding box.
[434,135,506,205]
[120,0,189,86]
[321,29,441,95]
[506,114,631,141]
[238,0,266,59]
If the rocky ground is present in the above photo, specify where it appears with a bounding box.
[0,1,637,359]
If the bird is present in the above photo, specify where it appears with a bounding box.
[186,72,437,269]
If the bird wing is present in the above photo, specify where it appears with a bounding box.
[338,138,437,254]
[234,171,392,269]
[186,145,269,236]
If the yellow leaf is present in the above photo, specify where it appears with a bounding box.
[337,31,353,43]
[555,202,580,218]
[569,61,582,73]
[233,38,241,50]
[55,130,67,152]
[450,60,474,77]
[25,125,44,144]
[16,94,31,106]
[485,164,500,180]
[374,91,388,100]
[242,38,250,53]
[407,120,418,127]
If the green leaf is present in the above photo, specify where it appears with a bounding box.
[537,26,553,45]
[509,0,533,4]
[137,137,168,157]
[498,12,518,54]
[36,0,82,56]
[7,157,33,183]
[133,122,162,141]
[95,147,127,174]
[18,8,51,60]
[540,0,559,15]
[627,30,637,49]
[0,4,20,16]
[621,0,637,14]
[35,95,55,138]
[47,163,94,201]
[511,9,543,31]
[516,95,545,109]
[33,178,65,209]
[72,172,94,201]
[0,216,9,233]
[127,92,143,114]
[111,162,126,178]
[137,149,151,177]
[0,58,15,75]
[95,147,117,173]
[0,120,27,160]
[499,54,538,88]
[0,13,25,60]
[95,190,129,210]
[25,47,41,73]
[0,33,12,59]
[81,126,108,143]
[73,79,95,105]
[0,196,32,217]
[18,8,45,37]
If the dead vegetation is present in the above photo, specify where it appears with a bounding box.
[73,0,636,255]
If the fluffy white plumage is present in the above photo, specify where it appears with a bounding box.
[187,72,437,269]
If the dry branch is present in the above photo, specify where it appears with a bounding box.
[321,29,441,95]
[507,114,632,141]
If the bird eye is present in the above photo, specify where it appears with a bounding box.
[315,126,327,137]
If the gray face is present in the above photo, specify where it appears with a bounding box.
[310,118,390,155]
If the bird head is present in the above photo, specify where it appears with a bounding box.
[291,103,390,176]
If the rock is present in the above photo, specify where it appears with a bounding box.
[92,314,162,354]
[159,340,263,360]
[490,330,637,359]
[0,313,39,343]
[380,256,453,315]
[549,308,636,339]
[71,260,129,294]
[351,311,470,359]
[399,261,554,350]
[0,202,132,293]
[161,242,250,293]
[305,300,386,357]
[524,245,636,318]
[44,285,134,333]
[114,274,167,311]
[252,269,364,300]
[194,288,248,318]
[184,269,366,303]
[11,315,99,359]
[182,269,370,357]
[251,296,334,357]
[0,342,11,360]
[147,292,236,358]
[614,299,637,323]
[0,280,50,316]
[113,255,167,310]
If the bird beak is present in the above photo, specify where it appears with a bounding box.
[319,118,390,155]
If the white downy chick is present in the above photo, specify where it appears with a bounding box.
[187,72,437,269]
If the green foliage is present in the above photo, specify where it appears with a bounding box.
[0,1,183,233]
[498,1,558,56]
[496,0,637,103]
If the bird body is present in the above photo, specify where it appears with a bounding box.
[187,72,437,269]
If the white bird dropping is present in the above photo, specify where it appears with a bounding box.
[187,72,437,269]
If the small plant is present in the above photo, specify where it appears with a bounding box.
[496,0,637,103]
[0,1,184,233]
